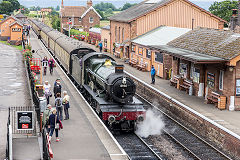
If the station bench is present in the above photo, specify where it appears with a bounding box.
[170,75,180,87]
[206,91,220,107]
[136,61,146,71]
[129,58,137,67]
[179,79,193,94]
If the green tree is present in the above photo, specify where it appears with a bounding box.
[20,5,30,14]
[209,0,238,23]
[105,8,113,14]
[51,16,60,31]
[56,5,60,11]
[94,2,117,11]
[6,0,20,10]
[96,9,104,19]
[0,1,13,14]
[121,3,137,11]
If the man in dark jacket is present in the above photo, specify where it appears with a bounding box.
[48,110,60,142]
[54,81,62,98]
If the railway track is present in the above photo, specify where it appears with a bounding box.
[137,94,232,160]
[115,133,163,160]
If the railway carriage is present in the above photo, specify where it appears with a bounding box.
[28,19,146,131]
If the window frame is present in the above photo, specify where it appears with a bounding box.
[219,70,224,90]
[89,17,93,23]
[78,17,82,22]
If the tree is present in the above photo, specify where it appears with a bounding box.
[6,0,20,10]
[209,0,238,23]
[94,2,117,11]
[20,5,30,14]
[51,16,60,31]
[96,9,104,19]
[56,5,60,11]
[121,3,137,11]
[0,1,13,14]
[105,8,113,14]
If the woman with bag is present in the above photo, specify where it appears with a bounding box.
[62,91,70,120]
[44,81,52,104]
[48,109,61,142]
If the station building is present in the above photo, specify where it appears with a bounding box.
[101,25,110,52]
[60,0,101,32]
[145,28,240,110]
[109,0,226,59]
[0,16,24,43]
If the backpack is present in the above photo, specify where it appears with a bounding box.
[56,98,61,108]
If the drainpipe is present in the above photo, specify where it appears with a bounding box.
[192,18,194,30]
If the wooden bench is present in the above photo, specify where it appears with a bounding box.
[129,58,137,67]
[170,75,180,87]
[207,91,220,107]
[136,61,146,71]
[179,79,193,93]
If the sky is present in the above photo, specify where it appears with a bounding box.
[18,0,225,10]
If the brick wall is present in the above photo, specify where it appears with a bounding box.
[81,10,100,31]
[163,54,172,79]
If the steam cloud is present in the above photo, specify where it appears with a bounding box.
[135,109,165,138]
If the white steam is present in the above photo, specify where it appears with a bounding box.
[135,109,165,138]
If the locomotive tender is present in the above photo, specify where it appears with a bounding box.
[29,19,145,131]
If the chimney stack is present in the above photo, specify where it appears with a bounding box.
[87,0,93,8]
[238,0,240,25]
[230,9,238,30]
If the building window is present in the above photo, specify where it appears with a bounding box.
[207,72,215,89]
[193,68,200,83]
[219,70,224,90]
[115,26,117,42]
[79,17,82,22]
[104,38,107,47]
[139,47,143,55]
[146,49,151,59]
[236,79,240,96]
[68,17,72,22]
[118,27,120,42]
[155,52,163,63]
[179,63,188,78]
[122,28,124,42]
[89,17,93,23]
[131,45,135,52]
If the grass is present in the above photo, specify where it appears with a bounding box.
[100,20,110,27]
[0,41,23,50]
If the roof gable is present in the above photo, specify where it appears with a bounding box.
[10,21,23,27]
[15,12,27,18]
[81,6,102,19]
[168,28,240,60]
[109,0,226,23]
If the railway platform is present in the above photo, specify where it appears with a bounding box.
[83,42,240,136]
[29,30,127,160]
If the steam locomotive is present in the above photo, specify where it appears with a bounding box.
[29,19,146,131]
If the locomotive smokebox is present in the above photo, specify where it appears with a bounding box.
[107,74,136,104]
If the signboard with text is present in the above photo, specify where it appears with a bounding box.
[17,111,33,130]
[12,28,21,32]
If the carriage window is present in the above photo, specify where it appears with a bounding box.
[155,52,163,63]
[146,49,151,59]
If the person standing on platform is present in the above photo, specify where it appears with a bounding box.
[42,104,52,133]
[54,81,62,98]
[151,65,156,84]
[48,109,61,142]
[44,81,51,104]
[48,58,55,75]
[99,41,103,52]
[62,91,70,120]
[55,93,63,121]
[42,57,48,75]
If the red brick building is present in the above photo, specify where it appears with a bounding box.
[148,28,240,110]
[60,0,101,32]
[109,0,226,59]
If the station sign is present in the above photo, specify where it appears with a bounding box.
[12,28,21,32]
[17,111,33,130]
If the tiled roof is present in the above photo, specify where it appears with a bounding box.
[132,26,191,46]
[62,6,87,17]
[15,13,27,18]
[168,28,240,60]
[109,0,171,22]
[109,0,226,23]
